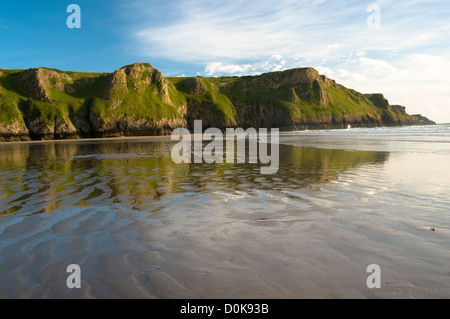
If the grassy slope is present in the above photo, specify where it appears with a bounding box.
[98,69,185,122]
[186,73,384,124]
[0,66,424,136]
[168,76,236,125]
[0,67,186,130]
[1,69,106,127]
[0,69,27,124]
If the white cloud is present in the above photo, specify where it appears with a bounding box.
[205,55,292,76]
[319,54,450,123]
[271,55,284,61]
[123,0,450,122]
[132,1,450,63]
[205,63,252,76]
[314,66,335,77]
[355,58,402,78]
[133,0,365,63]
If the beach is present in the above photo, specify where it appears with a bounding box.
[1,125,449,298]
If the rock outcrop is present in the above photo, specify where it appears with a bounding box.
[0,63,435,141]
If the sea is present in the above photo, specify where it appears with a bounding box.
[0,124,449,298]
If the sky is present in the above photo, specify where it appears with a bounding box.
[0,0,449,122]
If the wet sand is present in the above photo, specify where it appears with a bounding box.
[0,135,174,146]
[1,126,450,298]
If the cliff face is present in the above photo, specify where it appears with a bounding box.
[0,63,435,141]
[172,67,435,130]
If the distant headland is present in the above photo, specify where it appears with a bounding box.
[0,62,435,141]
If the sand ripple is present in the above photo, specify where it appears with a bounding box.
[1,136,450,298]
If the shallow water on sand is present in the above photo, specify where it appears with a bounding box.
[1,125,450,298]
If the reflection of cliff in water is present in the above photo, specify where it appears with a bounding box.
[0,140,389,216]
[183,143,389,192]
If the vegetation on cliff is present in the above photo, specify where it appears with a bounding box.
[0,63,435,141]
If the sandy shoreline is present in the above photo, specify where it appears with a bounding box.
[1,126,450,298]
[0,135,174,145]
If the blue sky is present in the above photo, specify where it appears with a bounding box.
[1,0,449,122]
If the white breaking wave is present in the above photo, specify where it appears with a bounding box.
[279,124,450,154]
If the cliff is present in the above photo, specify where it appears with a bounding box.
[0,63,435,141]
